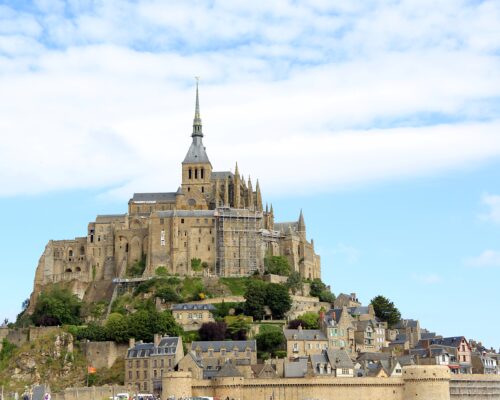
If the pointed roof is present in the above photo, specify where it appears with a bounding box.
[298,209,305,231]
[183,79,211,165]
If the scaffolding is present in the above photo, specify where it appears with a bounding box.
[215,207,262,277]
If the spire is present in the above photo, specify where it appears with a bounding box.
[235,162,239,176]
[247,176,254,210]
[298,209,306,235]
[256,179,263,212]
[192,77,203,138]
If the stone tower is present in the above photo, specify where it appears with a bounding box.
[181,79,212,209]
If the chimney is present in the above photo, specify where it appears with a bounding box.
[319,311,325,321]
[298,324,303,331]
[154,333,161,347]
[129,338,136,349]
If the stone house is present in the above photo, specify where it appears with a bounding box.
[333,293,361,309]
[354,320,386,353]
[171,303,216,331]
[320,307,356,355]
[125,335,184,393]
[471,352,498,374]
[393,319,421,348]
[310,349,354,377]
[190,340,257,369]
[284,326,328,358]
[410,345,459,372]
[427,336,472,374]
[251,363,279,379]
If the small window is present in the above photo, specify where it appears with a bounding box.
[201,186,204,193]
[189,168,192,179]
[201,168,204,179]
[181,218,185,224]
[195,169,198,179]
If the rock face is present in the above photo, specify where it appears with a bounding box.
[8,332,76,386]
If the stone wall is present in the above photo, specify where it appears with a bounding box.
[82,341,129,369]
[163,366,457,400]
[52,386,128,400]
[450,374,500,399]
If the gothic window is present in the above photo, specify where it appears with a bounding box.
[80,246,85,255]
[68,249,73,257]
[195,169,198,179]
[125,243,129,253]
[201,168,204,179]
[189,168,192,179]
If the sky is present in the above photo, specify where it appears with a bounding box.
[0,0,499,349]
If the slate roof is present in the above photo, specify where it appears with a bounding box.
[127,337,180,358]
[430,336,467,349]
[284,358,308,378]
[157,210,216,218]
[191,340,256,353]
[348,306,370,315]
[131,192,177,203]
[211,171,234,180]
[324,308,344,325]
[251,364,277,378]
[215,361,244,378]
[283,329,327,341]
[171,303,216,311]
[274,222,298,234]
[183,137,211,164]
[326,349,354,369]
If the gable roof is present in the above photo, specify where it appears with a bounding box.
[284,358,308,378]
[127,336,180,358]
[215,361,243,378]
[191,340,256,353]
[326,349,354,369]
[283,329,327,341]
[430,336,468,349]
[131,192,177,203]
[171,303,216,311]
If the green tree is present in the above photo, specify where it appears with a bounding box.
[264,256,291,276]
[155,266,168,276]
[265,283,292,319]
[77,323,107,341]
[156,286,182,303]
[370,295,401,328]
[32,287,82,326]
[244,280,267,320]
[309,279,335,303]
[191,258,202,272]
[256,330,285,355]
[286,271,303,294]
[296,312,320,329]
[226,315,251,340]
[105,313,129,343]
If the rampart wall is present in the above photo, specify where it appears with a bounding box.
[450,374,500,399]
[163,367,500,400]
[81,341,129,369]
[51,386,128,400]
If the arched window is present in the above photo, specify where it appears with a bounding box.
[188,168,192,179]
[68,249,73,257]
[201,168,204,179]
[125,243,129,253]
[80,246,85,255]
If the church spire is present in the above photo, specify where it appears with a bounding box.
[298,209,306,237]
[192,77,203,138]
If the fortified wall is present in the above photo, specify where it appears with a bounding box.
[162,366,500,400]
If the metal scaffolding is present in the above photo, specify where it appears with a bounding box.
[215,207,262,277]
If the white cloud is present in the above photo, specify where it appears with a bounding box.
[465,250,500,268]
[480,194,500,224]
[411,273,441,284]
[0,1,500,198]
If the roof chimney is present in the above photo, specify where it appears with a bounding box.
[129,338,136,349]
[154,333,161,347]
[298,324,303,331]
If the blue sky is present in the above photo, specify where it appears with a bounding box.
[0,0,499,349]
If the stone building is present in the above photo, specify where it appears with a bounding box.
[190,340,257,370]
[124,335,184,393]
[171,303,216,331]
[320,307,356,355]
[28,83,321,311]
[284,325,329,358]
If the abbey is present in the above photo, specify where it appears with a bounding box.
[29,84,321,306]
